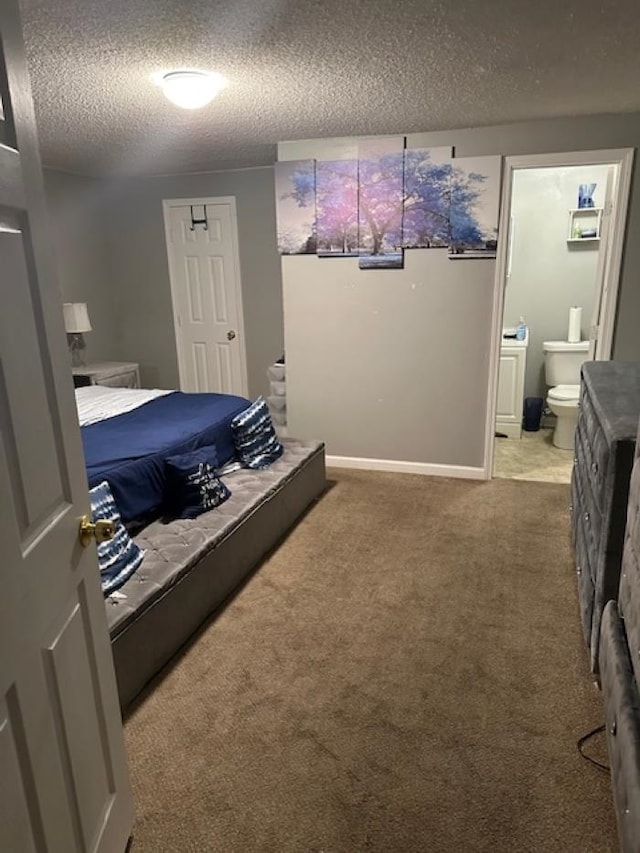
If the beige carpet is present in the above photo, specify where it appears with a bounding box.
[124,469,617,853]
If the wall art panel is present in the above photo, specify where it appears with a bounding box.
[275,159,317,254]
[449,156,502,259]
[358,137,405,269]
[402,146,452,249]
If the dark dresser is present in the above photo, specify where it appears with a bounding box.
[599,418,640,851]
[571,361,640,672]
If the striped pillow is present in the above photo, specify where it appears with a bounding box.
[90,481,145,596]
[231,396,283,469]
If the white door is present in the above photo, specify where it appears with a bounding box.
[164,199,248,396]
[0,4,133,852]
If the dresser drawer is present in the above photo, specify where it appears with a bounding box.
[579,383,602,452]
[73,361,140,390]
[575,513,596,645]
[575,415,609,514]
[96,369,138,388]
[572,434,602,571]
[599,601,640,851]
[570,472,579,551]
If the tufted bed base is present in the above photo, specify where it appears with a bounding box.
[105,439,326,712]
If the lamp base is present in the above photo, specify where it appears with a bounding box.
[67,333,86,368]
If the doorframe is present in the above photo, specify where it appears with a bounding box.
[483,147,635,480]
[162,195,249,397]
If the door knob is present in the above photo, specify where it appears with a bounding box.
[79,515,116,547]
[227,330,236,341]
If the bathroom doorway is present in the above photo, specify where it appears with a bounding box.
[485,149,634,482]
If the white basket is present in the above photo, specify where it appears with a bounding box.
[271,410,287,426]
[267,364,286,382]
[270,380,286,396]
[267,395,287,411]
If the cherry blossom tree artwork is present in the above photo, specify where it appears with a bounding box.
[402,147,452,248]
[358,137,405,269]
[315,159,359,255]
[274,159,316,254]
[274,148,501,264]
[448,156,502,258]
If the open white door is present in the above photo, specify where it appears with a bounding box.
[588,162,631,361]
[484,148,634,479]
[0,4,133,851]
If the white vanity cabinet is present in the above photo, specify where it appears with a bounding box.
[496,333,528,439]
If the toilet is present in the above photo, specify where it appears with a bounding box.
[542,340,590,449]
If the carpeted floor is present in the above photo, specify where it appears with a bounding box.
[124,468,617,853]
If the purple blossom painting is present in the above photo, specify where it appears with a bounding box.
[275,147,502,267]
[274,160,316,255]
[315,159,359,256]
[449,156,502,258]
[358,137,405,269]
[403,147,452,248]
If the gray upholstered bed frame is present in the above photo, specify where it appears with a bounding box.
[105,438,326,711]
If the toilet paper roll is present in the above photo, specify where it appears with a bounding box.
[568,306,582,343]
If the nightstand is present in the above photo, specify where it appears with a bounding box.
[72,361,140,389]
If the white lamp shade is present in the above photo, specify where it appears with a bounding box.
[63,302,92,333]
[160,70,228,110]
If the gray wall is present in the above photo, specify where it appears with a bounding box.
[44,169,120,364]
[393,114,640,366]
[43,111,640,471]
[279,114,640,468]
[283,251,493,467]
[504,165,609,399]
[103,167,283,396]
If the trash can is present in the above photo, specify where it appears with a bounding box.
[523,396,544,432]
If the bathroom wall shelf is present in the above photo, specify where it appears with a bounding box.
[567,207,603,243]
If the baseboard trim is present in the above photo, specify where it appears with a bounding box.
[325,455,486,480]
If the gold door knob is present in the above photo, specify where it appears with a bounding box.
[227,330,236,341]
[79,515,116,547]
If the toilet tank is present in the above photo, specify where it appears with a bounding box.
[543,340,590,386]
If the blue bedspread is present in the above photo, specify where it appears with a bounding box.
[82,391,249,524]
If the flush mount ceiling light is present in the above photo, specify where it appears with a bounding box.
[160,70,228,110]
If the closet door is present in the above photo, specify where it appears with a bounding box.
[0,3,133,852]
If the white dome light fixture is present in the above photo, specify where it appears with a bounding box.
[160,70,228,110]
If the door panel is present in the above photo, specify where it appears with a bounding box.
[0,2,133,851]
[192,341,210,389]
[166,201,248,396]
[210,256,228,321]
[0,230,66,530]
[0,710,39,853]
[45,598,115,848]
[496,354,518,419]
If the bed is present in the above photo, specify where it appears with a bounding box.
[78,386,326,710]
[78,385,252,526]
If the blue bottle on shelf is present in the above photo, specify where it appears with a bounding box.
[516,317,527,341]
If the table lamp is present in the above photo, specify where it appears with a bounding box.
[63,302,92,367]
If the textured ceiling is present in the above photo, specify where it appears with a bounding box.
[18,0,640,177]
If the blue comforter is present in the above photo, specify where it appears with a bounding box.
[82,391,249,524]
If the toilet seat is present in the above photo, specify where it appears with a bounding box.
[548,384,580,403]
